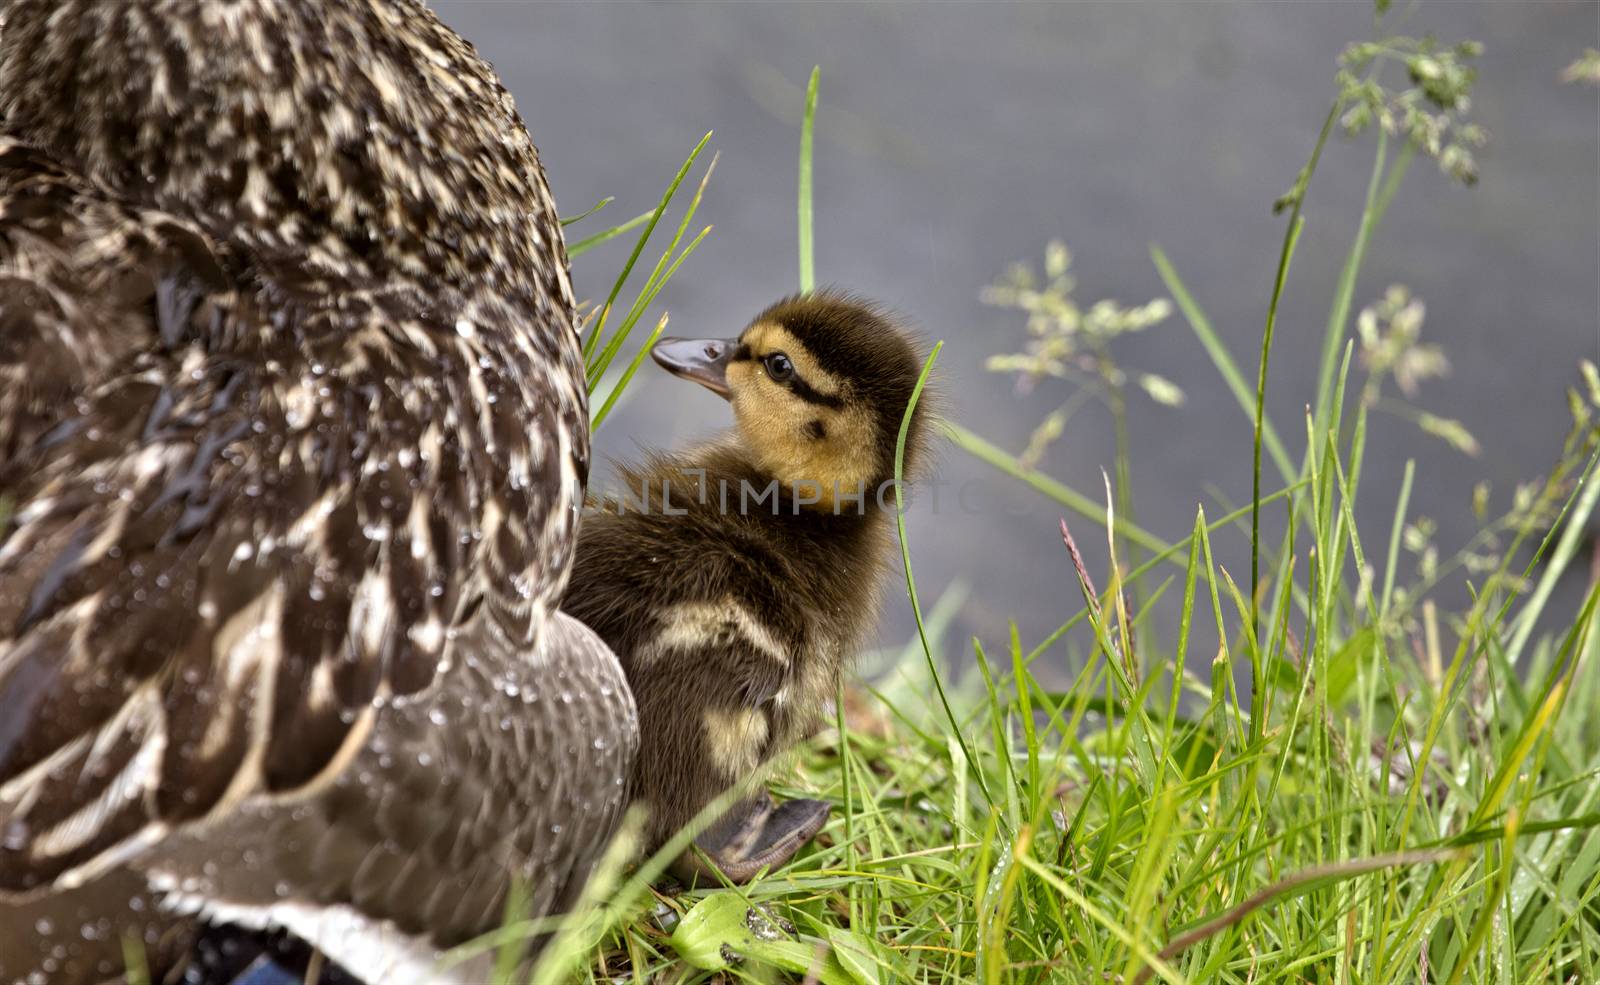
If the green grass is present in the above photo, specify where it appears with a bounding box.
[517,24,1600,984]
[557,443,1600,982]
[579,130,717,431]
[564,365,1598,980]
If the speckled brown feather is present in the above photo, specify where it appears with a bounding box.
[146,612,634,947]
[0,1,635,980]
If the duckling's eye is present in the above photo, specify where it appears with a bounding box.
[762,352,795,383]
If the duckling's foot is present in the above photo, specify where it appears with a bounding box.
[676,797,831,884]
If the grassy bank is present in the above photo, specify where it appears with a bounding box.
[517,8,1600,984]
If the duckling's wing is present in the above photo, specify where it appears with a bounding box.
[0,141,589,901]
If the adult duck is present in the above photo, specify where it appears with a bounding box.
[0,2,636,981]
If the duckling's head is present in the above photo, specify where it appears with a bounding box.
[651,292,929,508]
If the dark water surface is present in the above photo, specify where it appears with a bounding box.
[443,1,1599,674]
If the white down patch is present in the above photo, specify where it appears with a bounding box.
[650,598,790,666]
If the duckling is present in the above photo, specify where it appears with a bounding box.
[0,2,635,982]
[563,292,929,882]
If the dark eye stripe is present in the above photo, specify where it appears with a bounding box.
[788,376,844,408]
[740,345,844,406]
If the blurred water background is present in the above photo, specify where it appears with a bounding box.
[441,1,1599,677]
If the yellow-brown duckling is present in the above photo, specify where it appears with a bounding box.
[562,291,929,882]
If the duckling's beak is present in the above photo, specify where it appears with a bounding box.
[651,337,734,400]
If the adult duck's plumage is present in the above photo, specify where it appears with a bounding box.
[563,292,929,883]
[0,1,636,981]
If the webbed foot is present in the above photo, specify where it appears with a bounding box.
[674,796,830,884]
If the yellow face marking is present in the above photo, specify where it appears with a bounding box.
[702,707,768,776]
[728,323,879,510]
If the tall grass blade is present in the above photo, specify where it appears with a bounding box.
[799,66,820,292]
[560,195,615,227]
[568,209,652,259]
[893,343,992,812]
[582,131,712,360]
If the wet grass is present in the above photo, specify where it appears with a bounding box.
[548,401,1598,983]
